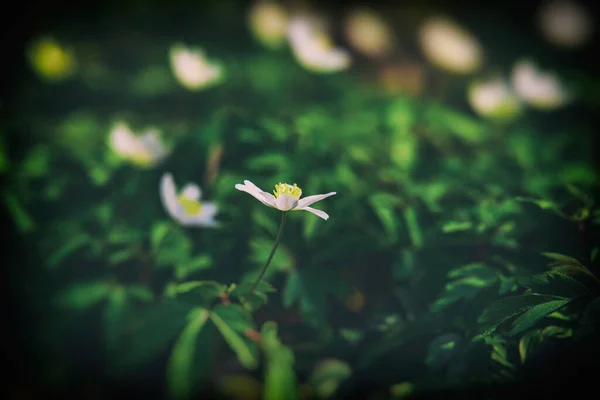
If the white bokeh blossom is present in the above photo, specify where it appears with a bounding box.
[511,59,571,110]
[160,173,218,227]
[418,16,483,74]
[108,121,168,168]
[169,43,224,91]
[235,180,336,220]
[287,15,351,73]
[468,77,522,121]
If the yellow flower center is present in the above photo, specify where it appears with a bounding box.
[273,182,302,200]
[178,194,202,215]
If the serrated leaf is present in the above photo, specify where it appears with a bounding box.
[166,308,210,400]
[509,299,571,336]
[56,281,112,310]
[541,252,583,267]
[477,294,567,336]
[231,281,277,312]
[520,271,592,298]
[210,307,258,370]
[431,264,497,312]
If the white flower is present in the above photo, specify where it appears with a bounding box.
[418,16,483,74]
[248,1,289,49]
[344,9,394,58]
[468,77,522,121]
[538,1,592,48]
[160,173,218,227]
[511,59,571,110]
[287,15,351,73]
[169,43,223,91]
[108,121,168,168]
[235,180,336,220]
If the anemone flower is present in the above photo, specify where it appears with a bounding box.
[160,173,218,227]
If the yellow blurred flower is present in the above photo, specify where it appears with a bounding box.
[169,43,224,91]
[538,1,593,48]
[27,36,76,82]
[511,59,571,110]
[468,77,522,121]
[344,9,394,58]
[248,1,289,49]
[418,16,483,74]
[287,14,351,73]
[108,121,168,168]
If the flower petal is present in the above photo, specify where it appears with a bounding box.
[181,183,202,200]
[274,194,299,211]
[295,192,337,209]
[301,206,329,220]
[160,173,181,220]
[235,181,276,207]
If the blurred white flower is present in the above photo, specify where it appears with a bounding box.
[248,1,289,49]
[235,180,336,220]
[418,16,483,74]
[511,60,571,110]
[27,36,77,82]
[169,43,223,91]
[538,1,593,48]
[108,121,168,168]
[287,15,351,73]
[160,173,218,227]
[468,77,522,121]
[344,8,394,58]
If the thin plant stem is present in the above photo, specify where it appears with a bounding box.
[249,211,287,295]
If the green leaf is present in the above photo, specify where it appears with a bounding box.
[230,281,277,312]
[3,191,35,233]
[108,248,137,265]
[541,325,572,339]
[175,254,213,279]
[56,281,112,310]
[47,234,91,268]
[261,322,297,400]
[425,104,486,143]
[431,264,497,312]
[167,280,227,305]
[520,271,592,298]
[127,284,154,302]
[403,207,423,248]
[541,252,583,267]
[210,306,258,370]
[509,299,571,336]
[309,359,352,399]
[166,308,210,400]
[369,193,401,239]
[518,330,543,364]
[105,286,128,349]
[247,153,289,171]
[425,333,462,371]
[442,221,473,233]
[591,247,599,262]
[21,145,50,178]
[477,294,568,336]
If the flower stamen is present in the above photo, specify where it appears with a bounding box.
[178,194,202,216]
[273,182,302,200]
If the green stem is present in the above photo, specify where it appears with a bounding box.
[249,211,287,295]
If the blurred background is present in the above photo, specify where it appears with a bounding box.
[2,0,600,399]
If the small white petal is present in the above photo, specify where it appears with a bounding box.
[160,173,180,220]
[181,183,201,201]
[236,181,276,207]
[302,206,329,220]
[198,202,218,220]
[274,194,299,211]
[295,192,337,209]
